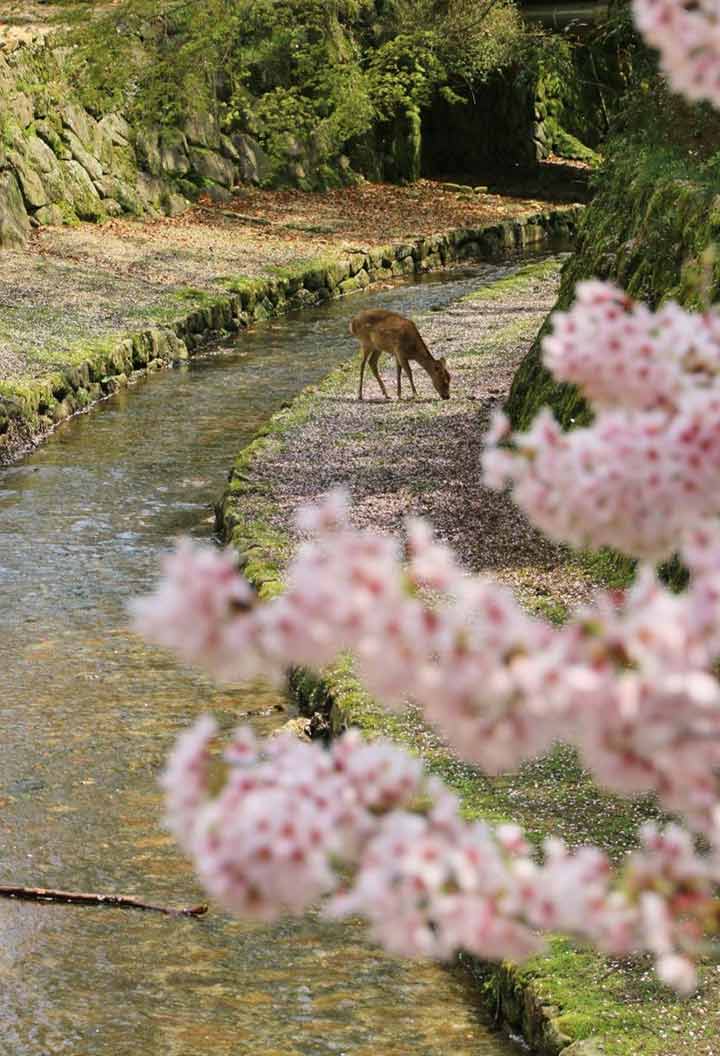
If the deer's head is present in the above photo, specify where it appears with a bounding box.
[431,357,451,400]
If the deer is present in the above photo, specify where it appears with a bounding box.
[349,309,451,402]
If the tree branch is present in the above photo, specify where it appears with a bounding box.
[0,884,208,917]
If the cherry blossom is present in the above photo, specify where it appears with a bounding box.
[134,481,720,993]
[483,284,720,560]
[633,0,720,107]
[160,718,717,992]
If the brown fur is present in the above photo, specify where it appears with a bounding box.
[349,309,451,401]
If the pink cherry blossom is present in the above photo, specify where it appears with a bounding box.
[129,538,269,682]
[633,0,720,108]
[161,719,718,990]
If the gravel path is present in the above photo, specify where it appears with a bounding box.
[246,258,590,610]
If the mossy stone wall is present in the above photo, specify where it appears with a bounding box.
[505,174,720,433]
[0,42,272,246]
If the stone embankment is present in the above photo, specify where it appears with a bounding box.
[505,170,720,433]
[0,42,270,247]
[0,205,580,463]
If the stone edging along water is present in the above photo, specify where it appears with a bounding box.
[214,227,605,1056]
[0,205,581,464]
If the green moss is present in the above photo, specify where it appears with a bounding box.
[463,256,568,303]
[543,118,601,164]
[506,145,720,435]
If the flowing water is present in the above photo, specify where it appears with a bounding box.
[0,260,544,1056]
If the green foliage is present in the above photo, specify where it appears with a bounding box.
[384,0,525,93]
[366,31,444,118]
[63,0,531,186]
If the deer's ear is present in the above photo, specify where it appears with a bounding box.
[439,356,447,367]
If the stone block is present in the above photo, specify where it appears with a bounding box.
[102,198,123,217]
[183,111,221,149]
[7,90,33,128]
[160,190,190,217]
[188,146,236,188]
[34,203,64,226]
[35,119,68,158]
[65,128,104,181]
[159,128,190,176]
[135,128,161,176]
[135,172,165,212]
[324,260,351,290]
[98,112,130,146]
[230,133,272,184]
[60,102,94,148]
[25,134,59,175]
[348,252,368,276]
[60,159,103,219]
[8,149,48,209]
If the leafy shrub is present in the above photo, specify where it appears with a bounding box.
[62,0,532,186]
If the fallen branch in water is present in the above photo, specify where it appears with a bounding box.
[0,884,208,917]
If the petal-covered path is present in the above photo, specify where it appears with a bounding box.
[240,256,590,615]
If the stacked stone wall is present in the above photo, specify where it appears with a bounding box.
[0,44,271,247]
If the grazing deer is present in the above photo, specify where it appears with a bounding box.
[349,309,451,401]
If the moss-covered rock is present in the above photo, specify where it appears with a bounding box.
[505,165,720,434]
[8,148,49,209]
[60,159,104,220]
[187,146,236,188]
[158,128,190,176]
[0,170,31,246]
[34,203,62,226]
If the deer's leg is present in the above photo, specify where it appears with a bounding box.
[404,359,419,398]
[396,358,402,399]
[369,350,390,400]
[358,345,372,401]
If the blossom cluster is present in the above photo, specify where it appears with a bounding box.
[134,487,720,990]
[633,0,720,107]
[134,492,720,836]
[483,281,720,559]
[161,717,719,994]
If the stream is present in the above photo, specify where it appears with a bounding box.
[0,260,544,1056]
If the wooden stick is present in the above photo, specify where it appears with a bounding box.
[0,884,208,917]
[196,205,272,226]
